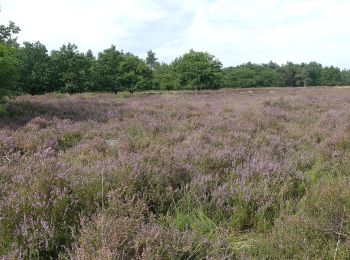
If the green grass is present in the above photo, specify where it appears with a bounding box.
[0,104,6,115]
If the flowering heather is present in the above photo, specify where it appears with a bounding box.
[0,88,350,258]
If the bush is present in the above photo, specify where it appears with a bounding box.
[257,176,350,259]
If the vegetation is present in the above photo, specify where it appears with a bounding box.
[172,49,224,90]
[0,20,21,102]
[0,42,20,102]
[223,61,345,88]
[1,15,350,101]
[1,10,350,259]
[1,88,350,258]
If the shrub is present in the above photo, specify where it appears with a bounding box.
[257,176,350,259]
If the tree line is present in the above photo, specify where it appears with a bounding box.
[1,19,349,102]
[224,61,346,88]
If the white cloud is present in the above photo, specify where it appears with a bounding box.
[0,0,349,68]
[0,0,167,52]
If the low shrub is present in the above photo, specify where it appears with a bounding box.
[256,176,350,259]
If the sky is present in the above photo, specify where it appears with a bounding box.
[0,0,349,68]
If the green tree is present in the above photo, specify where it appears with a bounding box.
[341,69,350,86]
[155,63,177,90]
[0,14,21,102]
[321,66,342,86]
[86,49,94,59]
[0,21,20,46]
[258,66,284,87]
[18,41,50,95]
[83,49,96,91]
[118,53,153,92]
[93,45,124,93]
[0,43,20,102]
[146,49,160,70]
[281,62,297,87]
[223,65,256,88]
[93,46,153,93]
[295,63,311,87]
[306,62,323,86]
[172,50,224,90]
[49,43,94,93]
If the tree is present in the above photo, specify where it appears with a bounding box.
[93,46,153,93]
[172,50,223,90]
[295,64,311,87]
[118,53,153,92]
[0,13,21,102]
[146,50,159,70]
[49,43,94,93]
[18,41,50,95]
[341,69,350,86]
[223,62,284,88]
[0,21,20,46]
[0,43,20,102]
[93,45,124,92]
[86,49,94,59]
[321,66,342,86]
[281,62,297,87]
[83,50,96,91]
[155,63,177,90]
[258,66,284,87]
[306,62,323,86]
[223,65,256,88]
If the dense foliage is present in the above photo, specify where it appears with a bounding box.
[18,41,51,95]
[0,20,21,102]
[9,42,350,96]
[1,16,350,100]
[0,88,349,258]
[172,49,224,90]
[223,61,344,88]
[0,42,20,102]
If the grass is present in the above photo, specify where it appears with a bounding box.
[0,104,6,114]
[0,87,350,258]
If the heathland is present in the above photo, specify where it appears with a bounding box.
[1,87,349,258]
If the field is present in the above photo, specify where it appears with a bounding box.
[1,88,350,259]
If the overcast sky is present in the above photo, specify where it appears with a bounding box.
[0,0,349,68]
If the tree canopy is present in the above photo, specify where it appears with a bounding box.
[0,17,21,102]
[173,50,224,90]
[0,12,349,102]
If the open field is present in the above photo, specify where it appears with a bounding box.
[1,87,350,258]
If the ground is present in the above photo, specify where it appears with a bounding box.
[0,88,350,259]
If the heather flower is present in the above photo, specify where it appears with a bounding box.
[1,89,350,258]
[0,134,16,155]
[44,138,59,150]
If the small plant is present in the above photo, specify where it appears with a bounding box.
[59,132,82,150]
[169,207,217,235]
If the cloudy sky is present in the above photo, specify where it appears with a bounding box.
[0,0,349,68]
